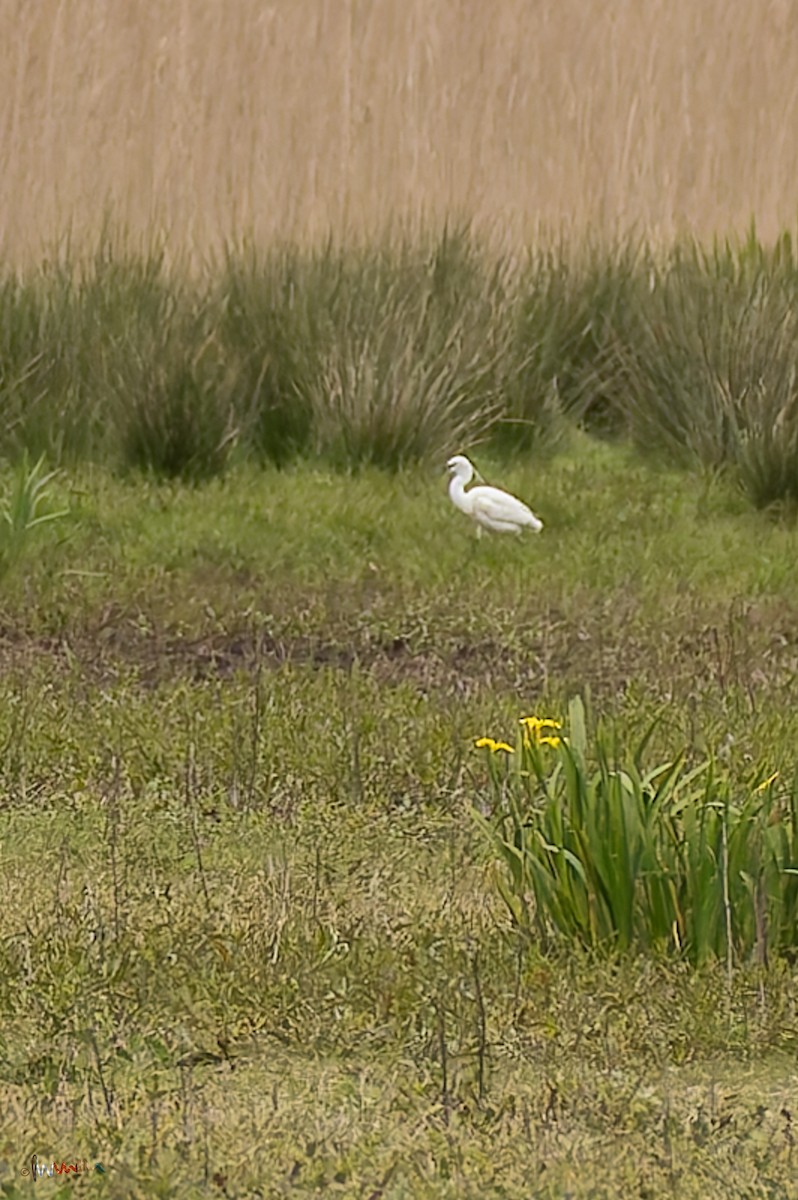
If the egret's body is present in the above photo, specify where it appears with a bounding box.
[446,455,543,535]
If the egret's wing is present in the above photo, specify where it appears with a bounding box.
[471,485,542,527]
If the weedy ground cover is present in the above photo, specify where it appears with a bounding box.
[0,445,796,1196]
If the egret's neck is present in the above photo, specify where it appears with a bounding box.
[448,473,473,514]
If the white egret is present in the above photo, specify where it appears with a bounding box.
[446,455,543,535]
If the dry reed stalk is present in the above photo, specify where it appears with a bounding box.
[0,0,796,263]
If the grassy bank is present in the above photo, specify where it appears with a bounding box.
[0,446,796,1196]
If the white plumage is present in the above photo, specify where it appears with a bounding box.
[446,455,543,535]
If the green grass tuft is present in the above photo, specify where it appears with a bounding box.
[475,697,798,964]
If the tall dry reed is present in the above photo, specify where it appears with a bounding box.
[1,0,797,262]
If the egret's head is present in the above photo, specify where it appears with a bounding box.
[446,454,473,477]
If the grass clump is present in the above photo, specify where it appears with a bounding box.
[475,697,798,965]
[620,233,798,507]
[114,297,239,483]
[495,239,645,450]
[215,245,322,466]
[0,264,93,464]
[219,228,539,470]
[308,229,514,469]
[2,231,561,477]
[0,246,178,466]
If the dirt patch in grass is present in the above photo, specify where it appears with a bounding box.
[4,590,798,709]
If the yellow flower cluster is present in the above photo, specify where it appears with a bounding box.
[474,716,564,755]
[520,715,563,748]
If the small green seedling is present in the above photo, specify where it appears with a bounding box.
[0,451,69,577]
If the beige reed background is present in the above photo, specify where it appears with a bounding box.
[1,0,797,261]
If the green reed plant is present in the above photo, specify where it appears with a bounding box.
[474,697,798,964]
[619,233,798,506]
[729,364,798,510]
[5,229,798,495]
[114,297,239,482]
[0,264,91,463]
[215,244,323,465]
[494,240,645,450]
[0,451,68,577]
[0,244,178,465]
[217,229,530,470]
[306,228,519,469]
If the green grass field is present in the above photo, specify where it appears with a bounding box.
[0,439,796,1198]
[5,2,798,1191]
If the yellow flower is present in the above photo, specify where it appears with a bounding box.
[474,736,514,754]
[754,770,779,793]
[520,716,563,748]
